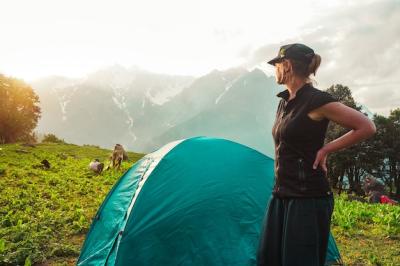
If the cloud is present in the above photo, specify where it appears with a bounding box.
[245,0,400,116]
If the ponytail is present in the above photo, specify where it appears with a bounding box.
[307,54,321,76]
[289,53,322,85]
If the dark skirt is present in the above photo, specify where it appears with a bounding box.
[257,194,334,266]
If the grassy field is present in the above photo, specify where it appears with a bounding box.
[331,194,400,265]
[0,143,145,265]
[0,143,399,265]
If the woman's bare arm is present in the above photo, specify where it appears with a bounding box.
[312,102,376,171]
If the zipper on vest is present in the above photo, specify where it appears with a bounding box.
[298,158,306,191]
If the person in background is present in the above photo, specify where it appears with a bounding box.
[89,159,104,174]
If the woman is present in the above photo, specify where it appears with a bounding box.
[256,43,376,266]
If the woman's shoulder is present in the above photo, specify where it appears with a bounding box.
[305,85,336,99]
[306,85,333,96]
[306,86,339,110]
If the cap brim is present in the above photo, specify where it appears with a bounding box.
[267,56,282,65]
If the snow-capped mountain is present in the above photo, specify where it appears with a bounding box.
[31,65,281,156]
[144,68,280,157]
[32,65,194,150]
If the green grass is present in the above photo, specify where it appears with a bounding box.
[0,143,144,265]
[0,143,399,265]
[332,193,400,265]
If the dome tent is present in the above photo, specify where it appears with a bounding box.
[78,136,342,265]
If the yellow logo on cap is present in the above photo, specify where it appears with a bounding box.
[279,48,285,57]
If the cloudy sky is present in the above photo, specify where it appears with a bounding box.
[1,0,398,116]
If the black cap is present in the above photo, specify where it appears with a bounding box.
[267,43,315,65]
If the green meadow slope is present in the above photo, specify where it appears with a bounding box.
[0,143,144,265]
[0,143,399,265]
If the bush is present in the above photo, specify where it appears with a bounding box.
[41,134,65,144]
[332,193,400,236]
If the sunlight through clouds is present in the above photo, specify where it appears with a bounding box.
[1,0,397,115]
[1,0,341,80]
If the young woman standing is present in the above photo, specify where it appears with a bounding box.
[257,43,376,266]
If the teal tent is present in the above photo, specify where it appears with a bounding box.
[78,136,342,265]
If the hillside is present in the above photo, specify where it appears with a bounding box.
[0,143,144,265]
[0,143,399,265]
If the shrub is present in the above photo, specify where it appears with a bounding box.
[41,134,65,144]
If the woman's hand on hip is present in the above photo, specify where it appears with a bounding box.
[313,147,329,173]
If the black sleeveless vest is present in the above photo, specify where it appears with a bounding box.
[272,83,338,197]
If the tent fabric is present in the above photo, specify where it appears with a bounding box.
[78,136,342,265]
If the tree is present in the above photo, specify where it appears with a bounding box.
[375,109,400,196]
[0,74,41,143]
[42,133,65,144]
[368,115,391,191]
[324,85,400,197]
[324,84,370,194]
